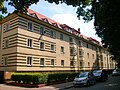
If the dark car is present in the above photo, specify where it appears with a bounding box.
[92,70,108,82]
[73,72,96,87]
[112,69,120,76]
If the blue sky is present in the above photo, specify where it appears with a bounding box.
[3,0,101,42]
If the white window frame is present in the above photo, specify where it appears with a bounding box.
[6,23,10,31]
[61,60,64,67]
[27,39,32,48]
[40,26,44,35]
[69,37,73,43]
[27,57,32,66]
[51,44,54,51]
[51,59,54,66]
[61,46,64,53]
[4,39,9,48]
[40,42,44,50]
[60,33,63,40]
[4,57,8,66]
[40,58,44,66]
[28,22,32,31]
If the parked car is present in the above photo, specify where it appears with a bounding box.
[73,72,96,87]
[112,69,120,76]
[92,70,108,82]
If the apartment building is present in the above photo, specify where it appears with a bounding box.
[0,9,116,80]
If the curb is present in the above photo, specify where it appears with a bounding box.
[59,85,73,90]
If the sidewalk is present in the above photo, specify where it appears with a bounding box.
[0,82,73,90]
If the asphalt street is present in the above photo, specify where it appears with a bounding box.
[65,75,120,90]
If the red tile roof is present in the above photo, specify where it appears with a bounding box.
[27,9,100,45]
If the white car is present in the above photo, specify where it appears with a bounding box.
[112,69,120,76]
[73,72,96,87]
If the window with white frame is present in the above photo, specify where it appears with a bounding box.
[69,37,73,43]
[40,26,44,35]
[40,42,44,50]
[4,57,8,66]
[92,54,94,59]
[4,39,9,48]
[79,50,82,56]
[87,53,89,58]
[61,46,64,53]
[50,30,54,37]
[60,33,63,40]
[61,60,64,67]
[51,59,54,66]
[70,48,74,55]
[6,23,10,31]
[27,57,32,66]
[27,39,32,47]
[40,58,44,66]
[28,22,32,31]
[70,61,74,66]
[88,62,90,67]
[51,44,54,51]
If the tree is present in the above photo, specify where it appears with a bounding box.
[0,0,7,14]
[1,0,120,64]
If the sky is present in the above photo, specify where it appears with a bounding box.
[3,0,101,42]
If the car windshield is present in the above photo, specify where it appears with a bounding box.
[93,70,102,74]
[114,69,120,72]
[76,72,88,78]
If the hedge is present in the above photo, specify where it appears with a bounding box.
[11,73,47,84]
[11,72,79,84]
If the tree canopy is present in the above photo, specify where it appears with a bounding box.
[1,0,120,65]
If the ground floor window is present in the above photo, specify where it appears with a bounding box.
[27,57,32,66]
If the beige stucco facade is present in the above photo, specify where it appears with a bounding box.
[0,12,116,74]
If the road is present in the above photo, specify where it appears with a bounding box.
[65,75,120,90]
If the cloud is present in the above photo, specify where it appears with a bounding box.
[52,13,101,42]
[30,0,101,42]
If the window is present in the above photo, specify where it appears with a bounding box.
[4,39,9,48]
[79,50,82,56]
[40,26,44,35]
[27,39,32,47]
[60,33,63,40]
[70,61,74,66]
[50,30,54,37]
[27,57,32,66]
[28,22,32,31]
[87,53,89,58]
[51,59,54,66]
[92,54,94,59]
[88,62,90,67]
[61,60,64,67]
[87,44,89,48]
[79,41,82,46]
[6,23,10,31]
[40,58,44,66]
[40,42,44,50]
[51,44,54,51]
[70,48,74,55]
[4,57,8,66]
[80,62,83,67]
[69,37,73,43]
[61,46,64,53]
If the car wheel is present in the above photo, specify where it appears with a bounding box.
[86,81,90,86]
[94,80,96,85]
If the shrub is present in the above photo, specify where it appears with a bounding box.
[11,72,79,84]
[11,73,47,84]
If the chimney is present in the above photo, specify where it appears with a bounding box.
[78,28,81,34]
